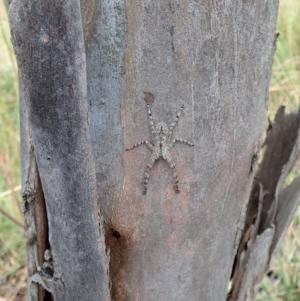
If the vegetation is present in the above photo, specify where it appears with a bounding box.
[0,0,299,299]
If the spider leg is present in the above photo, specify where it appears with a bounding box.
[163,149,180,193]
[146,103,155,136]
[171,138,195,147]
[126,141,154,151]
[168,104,184,142]
[142,151,158,195]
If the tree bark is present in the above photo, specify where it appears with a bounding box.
[89,1,279,300]
[8,0,293,301]
[9,1,110,300]
[229,107,300,301]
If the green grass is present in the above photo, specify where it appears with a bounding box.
[0,0,25,284]
[0,0,299,299]
[268,0,300,114]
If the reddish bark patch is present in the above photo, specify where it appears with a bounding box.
[105,227,134,300]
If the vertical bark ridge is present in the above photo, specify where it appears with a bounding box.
[9,0,110,300]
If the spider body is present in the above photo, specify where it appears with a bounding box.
[126,103,194,194]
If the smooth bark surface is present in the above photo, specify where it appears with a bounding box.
[87,1,279,300]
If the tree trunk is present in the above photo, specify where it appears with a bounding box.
[10,1,110,300]
[9,0,300,301]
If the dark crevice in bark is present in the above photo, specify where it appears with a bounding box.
[43,287,54,301]
[105,225,133,300]
[35,168,50,261]
[22,140,49,300]
[110,228,122,239]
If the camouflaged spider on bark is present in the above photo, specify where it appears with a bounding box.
[126,102,194,195]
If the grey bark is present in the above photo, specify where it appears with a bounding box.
[271,175,300,254]
[236,227,275,301]
[9,0,110,300]
[90,1,279,300]
[20,84,48,301]
[9,0,300,301]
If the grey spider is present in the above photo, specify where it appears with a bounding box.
[126,102,194,194]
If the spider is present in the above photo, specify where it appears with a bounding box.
[126,102,194,194]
